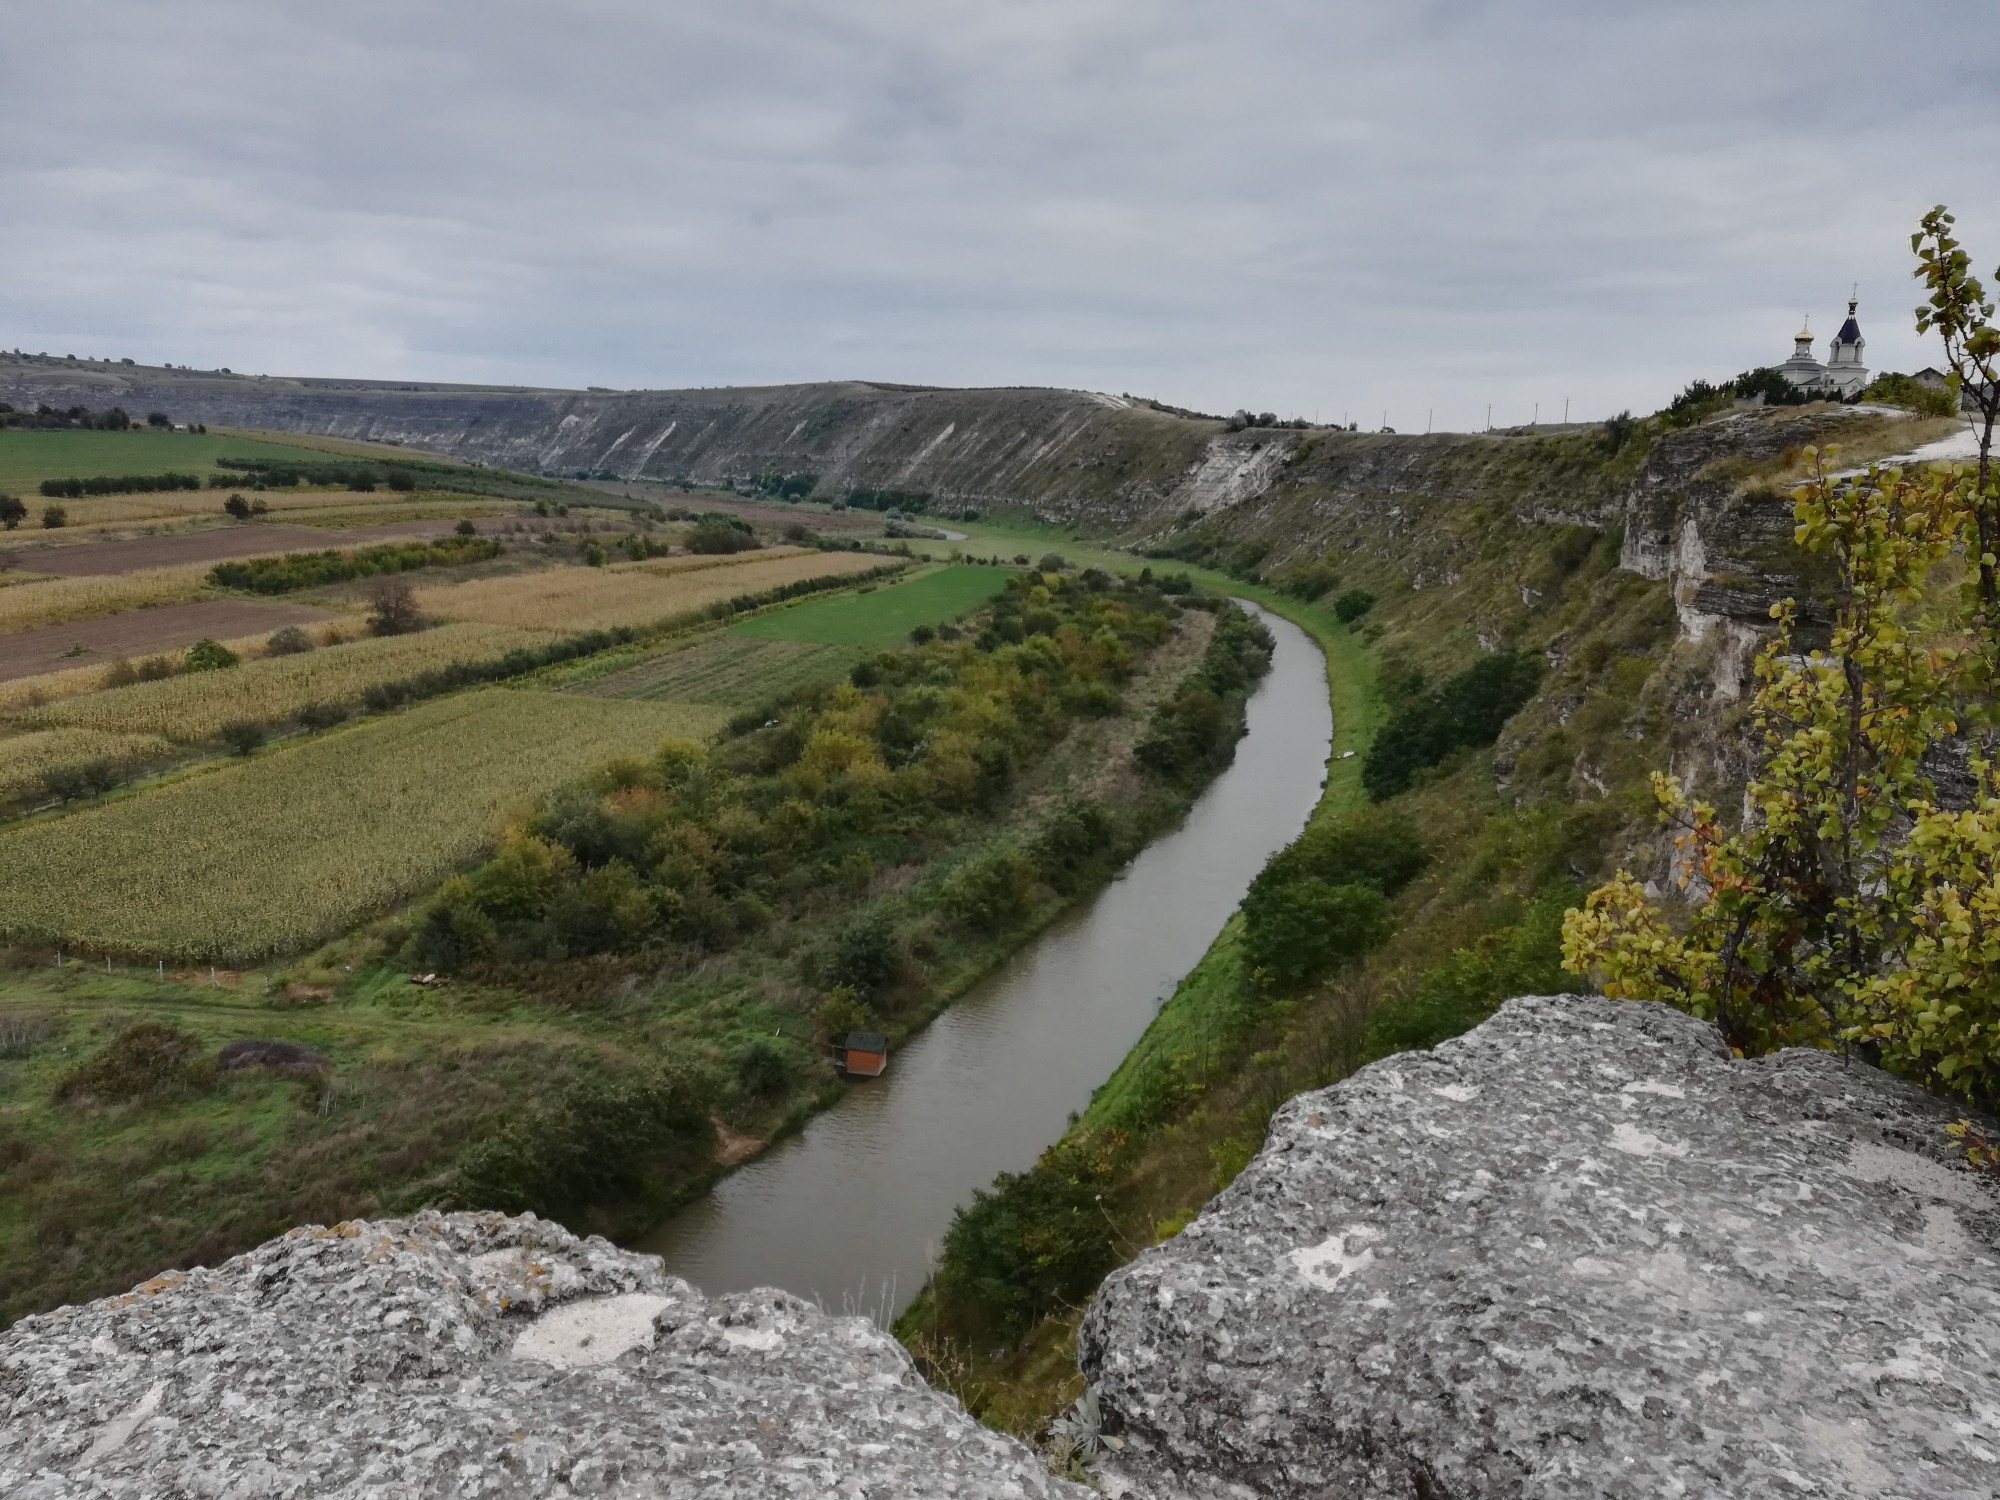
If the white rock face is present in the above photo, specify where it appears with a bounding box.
[1079,994,2000,1499]
[0,1211,1084,1499]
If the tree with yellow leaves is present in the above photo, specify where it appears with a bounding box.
[1564,206,2000,1103]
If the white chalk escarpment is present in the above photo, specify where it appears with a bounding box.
[1078,994,2000,1499]
[0,1212,1084,1499]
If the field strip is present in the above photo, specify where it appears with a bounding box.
[730,562,1010,649]
[0,564,214,635]
[22,622,554,740]
[0,688,729,962]
[415,547,885,634]
[571,634,860,705]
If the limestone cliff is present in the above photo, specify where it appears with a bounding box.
[1079,995,2000,1499]
[0,1211,1082,1498]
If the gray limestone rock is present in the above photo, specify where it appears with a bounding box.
[0,1210,1084,1499]
[1079,994,2000,1499]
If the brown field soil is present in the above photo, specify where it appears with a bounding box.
[0,600,339,683]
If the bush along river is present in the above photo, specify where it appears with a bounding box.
[638,603,1333,1320]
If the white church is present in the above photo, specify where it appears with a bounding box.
[1775,294,1869,398]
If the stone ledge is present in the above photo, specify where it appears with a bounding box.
[1079,994,2000,1499]
[0,1210,1083,1499]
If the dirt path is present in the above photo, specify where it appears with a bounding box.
[0,599,338,681]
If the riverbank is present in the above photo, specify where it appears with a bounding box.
[893,511,1678,1439]
[636,603,1329,1317]
[0,573,1273,1326]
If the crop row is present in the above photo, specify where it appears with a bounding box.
[0,564,213,635]
[0,728,173,801]
[0,688,731,962]
[416,547,884,634]
[576,634,856,707]
[25,623,554,741]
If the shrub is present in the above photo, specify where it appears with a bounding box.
[218,720,267,756]
[182,638,240,673]
[295,701,349,732]
[687,517,759,555]
[935,843,1040,932]
[56,1022,214,1105]
[386,469,416,492]
[1242,877,1389,988]
[734,1038,792,1097]
[0,495,23,530]
[583,542,608,567]
[40,759,122,803]
[41,505,66,529]
[223,493,252,520]
[1362,648,1542,800]
[935,1130,1125,1333]
[265,625,315,656]
[455,518,477,536]
[826,912,897,995]
[211,534,501,595]
[1037,552,1070,572]
[1331,588,1375,623]
[451,1067,715,1227]
[367,577,423,636]
[1862,371,1957,418]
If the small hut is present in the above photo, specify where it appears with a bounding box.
[838,1030,888,1078]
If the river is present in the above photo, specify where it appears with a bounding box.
[636,603,1333,1321]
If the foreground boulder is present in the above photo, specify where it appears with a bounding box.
[1080,994,2000,1499]
[0,1211,1082,1498]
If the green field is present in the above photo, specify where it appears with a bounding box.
[730,563,1009,648]
[0,688,728,962]
[0,430,352,492]
[574,633,864,706]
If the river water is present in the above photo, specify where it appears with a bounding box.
[636,604,1333,1320]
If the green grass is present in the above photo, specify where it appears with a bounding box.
[0,688,730,963]
[573,634,864,706]
[0,431,349,492]
[730,563,1010,648]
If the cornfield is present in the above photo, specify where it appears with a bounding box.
[0,728,174,800]
[0,688,730,962]
[0,564,213,634]
[26,622,555,741]
[416,548,884,634]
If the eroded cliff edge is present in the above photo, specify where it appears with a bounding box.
[4,997,1994,1498]
[1079,995,2000,1499]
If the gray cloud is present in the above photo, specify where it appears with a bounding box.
[5,0,1996,429]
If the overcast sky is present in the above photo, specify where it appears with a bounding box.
[6,2,1997,430]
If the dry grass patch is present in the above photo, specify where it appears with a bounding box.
[416,547,885,633]
[0,565,213,635]
[25,623,554,741]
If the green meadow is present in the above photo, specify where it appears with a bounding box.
[730,563,1010,649]
[0,430,356,492]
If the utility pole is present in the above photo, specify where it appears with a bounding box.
[1533,401,1539,427]
[1426,409,1433,434]
[1563,396,1571,423]
[1485,403,1492,432]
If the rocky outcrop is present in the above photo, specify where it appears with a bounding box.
[0,1211,1082,1498]
[1078,994,2000,1499]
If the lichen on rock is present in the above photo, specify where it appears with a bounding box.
[1078,994,2000,1499]
[0,1210,1085,1498]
